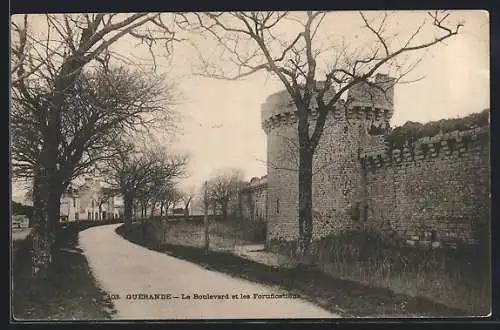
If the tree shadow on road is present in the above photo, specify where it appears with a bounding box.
[115,223,467,318]
[12,222,118,320]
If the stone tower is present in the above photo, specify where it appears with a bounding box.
[261,74,395,249]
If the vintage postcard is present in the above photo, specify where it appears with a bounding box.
[10,10,490,321]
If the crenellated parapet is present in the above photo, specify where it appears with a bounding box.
[261,87,341,133]
[360,125,490,171]
[347,73,395,111]
[262,104,354,134]
[261,90,297,124]
[261,74,396,134]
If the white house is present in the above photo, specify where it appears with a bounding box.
[60,178,120,222]
[60,185,80,222]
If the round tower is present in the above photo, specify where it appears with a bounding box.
[261,74,395,251]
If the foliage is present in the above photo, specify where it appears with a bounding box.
[386,109,489,150]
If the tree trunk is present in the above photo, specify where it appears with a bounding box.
[238,192,243,218]
[222,201,228,222]
[140,201,149,242]
[123,195,133,229]
[203,202,210,255]
[165,202,171,220]
[30,169,51,278]
[30,161,63,278]
[47,187,62,244]
[249,198,255,222]
[160,201,164,217]
[296,114,314,257]
[29,56,85,278]
[150,202,156,218]
[140,203,145,241]
[161,202,169,244]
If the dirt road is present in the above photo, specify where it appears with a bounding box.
[78,224,339,320]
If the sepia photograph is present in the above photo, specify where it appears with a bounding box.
[10,10,491,321]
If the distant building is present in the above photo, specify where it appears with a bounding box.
[60,185,80,222]
[238,175,268,223]
[114,196,125,220]
[60,178,120,222]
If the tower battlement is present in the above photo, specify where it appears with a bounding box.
[347,73,395,110]
[261,73,490,258]
[261,74,396,134]
[260,87,340,125]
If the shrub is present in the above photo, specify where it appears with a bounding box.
[245,220,267,242]
[311,228,490,315]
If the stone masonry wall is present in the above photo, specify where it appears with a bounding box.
[264,110,389,245]
[262,77,394,248]
[240,183,268,223]
[266,121,300,242]
[361,126,490,247]
[311,114,374,239]
[261,77,490,251]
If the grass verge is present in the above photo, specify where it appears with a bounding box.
[116,223,467,318]
[12,221,119,320]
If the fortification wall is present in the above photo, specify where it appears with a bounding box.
[262,76,395,247]
[311,115,372,239]
[360,126,490,247]
[263,111,390,244]
[239,180,268,223]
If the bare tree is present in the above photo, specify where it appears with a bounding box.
[12,63,177,275]
[12,65,174,186]
[182,10,462,255]
[104,141,188,230]
[167,188,184,217]
[150,181,183,219]
[95,187,115,221]
[137,185,153,220]
[103,141,152,227]
[206,168,245,221]
[10,13,184,277]
[180,186,196,216]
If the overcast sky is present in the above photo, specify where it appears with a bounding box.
[11,10,489,202]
